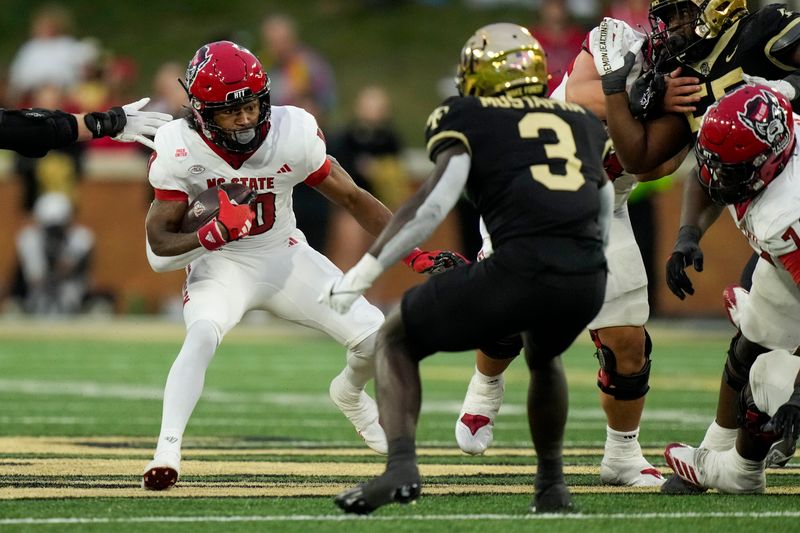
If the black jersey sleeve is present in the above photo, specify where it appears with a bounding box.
[424,96,480,162]
[0,108,79,158]
[760,4,800,67]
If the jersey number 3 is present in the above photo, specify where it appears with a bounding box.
[518,113,585,191]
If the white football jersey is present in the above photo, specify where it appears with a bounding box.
[550,19,646,211]
[728,120,800,271]
[149,105,329,253]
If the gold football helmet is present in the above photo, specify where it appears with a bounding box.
[650,0,748,40]
[456,23,547,98]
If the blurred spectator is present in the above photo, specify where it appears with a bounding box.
[605,0,651,31]
[8,3,96,105]
[530,0,586,95]
[259,13,338,253]
[259,14,337,125]
[329,85,411,269]
[14,84,83,210]
[147,62,188,118]
[13,192,96,314]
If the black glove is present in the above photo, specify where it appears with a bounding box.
[601,52,638,96]
[628,70,666,120]
[83,106,127,138]
[763,400,800,442]
[666,225,703,300]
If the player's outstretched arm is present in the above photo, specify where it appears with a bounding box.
[314,157,393,238]
[315,156,468,274]
[319,145,470,314]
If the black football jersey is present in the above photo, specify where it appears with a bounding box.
[678,4,799,133]
[424,94,610,272]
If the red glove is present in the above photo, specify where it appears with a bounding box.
[403,248,469,274]
[198,189,255,251]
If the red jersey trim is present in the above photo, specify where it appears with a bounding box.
[304,158,332,187]
[779,248,800,285]
[154,189,188,202]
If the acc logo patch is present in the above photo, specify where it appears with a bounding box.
[188,165,205,174]
[191,201,206,218]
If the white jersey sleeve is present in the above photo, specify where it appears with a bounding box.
[148,119,192,199]
[294,108,329,185]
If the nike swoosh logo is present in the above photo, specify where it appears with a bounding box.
[726,44,739,62]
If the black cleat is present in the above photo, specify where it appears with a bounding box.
[765,438,796,468]
[660,474,708,494]
[530,483,573,514]
[334,469,421,515]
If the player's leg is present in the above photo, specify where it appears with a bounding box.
[143,258,250,490]
[333,306,427,514]
[456,344,518,455]
[525,270,607,513]
[665,349,800,494]
[260,240,387,453]
[592,325,663,486]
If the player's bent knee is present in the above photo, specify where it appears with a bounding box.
[591,329,652,400]
[479,334,522,360]
[723,332,770,392]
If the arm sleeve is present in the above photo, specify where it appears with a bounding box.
[145,237,204,273]
[375,153,471,269]
[0,108,79,158]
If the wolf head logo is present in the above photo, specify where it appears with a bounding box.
[737,89,791,156]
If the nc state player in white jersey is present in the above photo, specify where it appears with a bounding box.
[454,19,697,487]
[663,85,800,493]
[141,41,465,491]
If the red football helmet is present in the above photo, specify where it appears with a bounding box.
[184,41,271,152]
[695,84,796,205]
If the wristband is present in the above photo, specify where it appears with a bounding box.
[197,219,225,251]
[83,107,127,138]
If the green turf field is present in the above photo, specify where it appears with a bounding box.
[0,318,797,532]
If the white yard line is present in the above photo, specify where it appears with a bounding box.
[3,512,800,525]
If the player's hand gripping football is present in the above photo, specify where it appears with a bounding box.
[319,255,383,314]
[666,225,704,300]
[591,18,645,95]
[113,97,173,149]
[404,248,469,274]
[197,189,255,251]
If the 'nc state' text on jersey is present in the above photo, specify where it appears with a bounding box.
[206,176,275,189]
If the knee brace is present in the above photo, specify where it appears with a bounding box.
[723,332,770,392]
[592,329,652,401]
[479,334,523,360]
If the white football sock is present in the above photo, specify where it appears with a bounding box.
[604,426,642,459]
[473,366,504,385]
[699,420,738,451]
[154,319,220,457]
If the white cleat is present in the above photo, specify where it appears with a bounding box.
[330,371,387,455]
[723,285,749,329]
[142,451,180,491]
[455,372,504,455]
[600,455,665,487]
[664,443,765,494]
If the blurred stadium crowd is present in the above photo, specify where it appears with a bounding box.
[0,0,767,316]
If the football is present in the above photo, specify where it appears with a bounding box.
[180,183,256,233]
